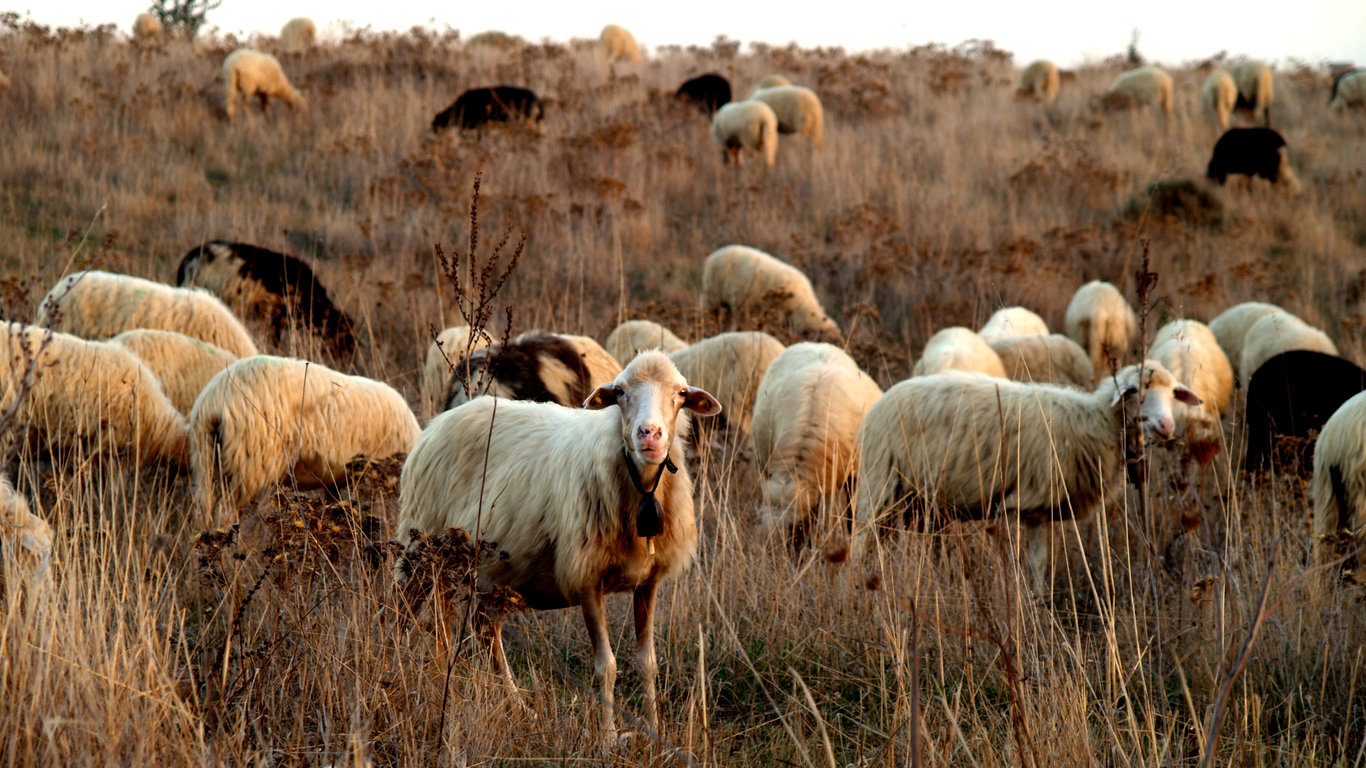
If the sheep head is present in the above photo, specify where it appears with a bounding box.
[1109,360,1202,444]
[584,350,720,468]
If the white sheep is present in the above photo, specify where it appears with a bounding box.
[711,100,779,168]
[854,361,1201,588]
[396,351,721,743]
[753,74,791,90]
[0,323,189,465]
[1064,280,1137,377]
[979,306,1050,342]
[132,12,161,41]
[1207,301,1285,373]
[1312,389,1366,564]
[1101,66,1174,116]
[748,85,824,148]
[751,343,882,544]
[1238,311,1339,387]
[222,48,305,119]
[669,330,785,437]
[1201,70,1238,130]
[190,355,421,523]
[34,270,260,359]
[604,319,688,365]
[599,24,642,64]
[1331,70,1366,111]
[1150,319,1234,465]
[700,244,840,341]
[421,324,491,418]
[913,327,1006,378]
[1231,60,1273,125]
[280,17,317,50]
[109,329,238,416]
[443,332,622,411]
[988,333,1094,388]
[1017,59,1060,106]
[2,474,52,578]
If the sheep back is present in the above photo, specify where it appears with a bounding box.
[1206,128,1298,191]
[280,17,317,50]
[711,100,779,168]
[1231,60,1273,124]
[1244,350,1366,472]
[700,244,840,340]
[1018,60,1060,105]
[749,85,823,147]
[1064,280,1137,376]
[600,24,642,64]
[988,333,1094,387]
[979,306,1050,342]
[1201,70,1237,130]
[669,331,785,436]
[914,327,1006,378]
[109,329,238,415]
[1312,390,1366,563]
[1103,66,1173,115]
[444,332,622,411]
[676,73,731,114]
[605,319,688,364]
[222,48,304,118]
[1239,311,1337,387]
[431,86,544,131]
[1331,70,1366,110]
[1207,301,1284,369]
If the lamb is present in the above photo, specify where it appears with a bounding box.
[431,86,544,131]
[913,327,1007,378]
[1064,280,1137,377]
[109,329,238,416]
[1331,69,1366,110]
[1311,390,1366,565]
[1201,70,1238,130]
[599,24,642,64]
[132,12,161,41]
[421,325,492,417]
[221,48,304,119]
[676,73,732,115]
[604,319,688,364]
[1017,59,1060,106]
[34,270,259,359]
[748,85,824,148]
[1207,301,1285,373]
[1238,310,1337,388]
[1,474,51,578]
[1099,66,1174,116]
[190,355,421,523]
[669,331,785,437]
[280,17,317,50]
[1244,350,1366,472]
[853,361,1200,587]
[700,244,840,341]
[0,323,189,465]
[750,343,882,546]
[1231,60,1273,125]
[443,332,622,411]
[1150,319,1234,465]
[979,306,1049,342]
[753,74,791,90]
[989,333,1095,388]
[710,100,779,168]
[1206,128,1299,191]
[396,351,721,743]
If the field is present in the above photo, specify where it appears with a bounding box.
[2,16,1366,766]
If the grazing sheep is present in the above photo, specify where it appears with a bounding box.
[222,48,304,119]
[700,244,840,341]
[1206,128,1299,192]
[396,351,721,743]
[854,361,1200,587]
[190,355,421,523]
[1,475,51,577]
[132,12,161,41]
[710,100,779,168]
[1017,59,1060,105]
[176,240,356,356]
[1331,69,1365,110]
[979,306,1050,342]
[913,327,1007,378]
[34,270,260,359]
[605,319,688,364]
[1312,390,1366,565]
[753,74,791,90]
[1245,351,1366,472]
[421,325,492,417]
[1150,319,1234,465]
[676,73,731,115]
[1231,60,1273,125]
[669,331,785,438]
[443,332,622,411]
[1100,66,1174,116]
[1064,280,1137,376]
[431,86,544,131]
[280,17,317,50]
[600,24,642,63]
[109,329,238,416]
[748,85,824,148]
[0,323,189,465]
[751,343,882,544]
[1208,301,1285,372]
[989,333,1094,388]
[1239,311,1338,388]
[1201,70,1238,130]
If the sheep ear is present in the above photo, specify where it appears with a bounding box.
[1110,384,1138,407]
[584,384,618,410]
[1173,384,1203,406]
[683,387,722,416]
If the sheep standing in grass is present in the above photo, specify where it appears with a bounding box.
[676,73,731,115]
[431,86,544,131]
[979,306,1049,342]
[132,12,161,41]
[280,17,317,50]
[190,355,421,523]
[711,100,779,168]
[748,85,824,148]
[599,24,642,63]
[1207,301,1285,373]
[669,331,785,437]
[1150,319,1234,466]
[605,319,688,364]
[109,329,237,416]
[1312,390,1366,565]
[751,343,882,547]
[1206,128,1300,192]
[1244,351,1366,472]
[700,245,840,341]
[853,361,1200,588]
[1100,66,1173,116]
[913,327,1007,377]
[1239,311,1338,387]
[1017,59,1060,106]
[222,48,304,119]
[1331,69,1366,110]
[989,333,1094,387]
[1201,70,1237,130]
[35,270,259,359]
[1064,280,1137,377]
[443,332,622,411]
[421,325,491,417]
[397,351,721,744]
[1231,60,1273,125]
[1,475,51,577]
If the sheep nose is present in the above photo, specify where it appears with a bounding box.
[637,425,663,441]
[1153,417,1175,439]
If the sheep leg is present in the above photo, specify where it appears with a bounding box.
[1023,522,1050,599]
[633,580,660,737]
[581,590,618,745]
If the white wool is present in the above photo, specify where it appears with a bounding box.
[748,85,824,148]
[1312,390,1366,563]
[605,319,688,365]
[1331,71,1366,111]
[1064,280,1137,377]
[421,325,491,418]
[1103,66,1174,116]
[711,100,779,168]
[979,306,1050,342]
[1239,311,1338,387]
[1018,60,1060,106]
[913,327,1006,378]
[753,74,791,91]
[989,333,1094,387]
[109,329,237,416]
[1150,319,1234,464]
[599,24,641,64]
[132,12,161,41]
[280,17,317,51]
[1,474,51,579]
[1207,301,1285,373]
[1231,60,1273,124]
[222,48,305,118]
[700,244,840,341]
[669,331,785,436]
[1201,70,1237,131]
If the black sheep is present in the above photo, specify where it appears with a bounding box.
[1243,350,1366,472]
[431,86,544,131]
[675,73,731,115]
[1206,127,1296,188]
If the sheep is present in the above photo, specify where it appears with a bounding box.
[669,331,785,437]
[1,474,51,578]
[1206,127,1299,192]
[753,74,791,90]
[853,361,1200,588]
[1231,60,1273,125]
[979,306,1049,343]
[1238,310,1338,388]
[676,73,731,115]
[222,48,304,119]
[750,343,882,547]
[280,17,317,50]
[748,85,824,148]
[1207,301,1285,372]
[35,270,259,359]
[396,351,721,743]
[1150,319,1234,466]
[190,355,421,523]
[913,327,1007,378]
[109,329,238,416]
[599,24,642,64]
[1201,70,1238,130]
[431,86,544,132]
[1099,66,1174,116]
[1331,69,1366,110]
[421,325,492,418]
[176,240,356,356]
[605,319,688,364]
[443,332,622,411]
[710,100,779,168]
[0,323,189,465]
[1017,59,1060,106]
[132,12,161,41]
[1064,280,1137,377]
[700,244,840,341]
[989,333,1095,388]
[1244,350,1366,472]
[1312,390,1366,566]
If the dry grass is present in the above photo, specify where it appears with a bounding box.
[2,18,1366,765]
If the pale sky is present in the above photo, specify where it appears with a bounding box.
[11,0,1365,69]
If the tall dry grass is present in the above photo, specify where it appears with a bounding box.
[2,17,1366,765]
